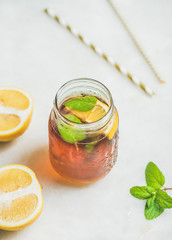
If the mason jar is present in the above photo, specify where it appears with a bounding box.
[48,78,119,184]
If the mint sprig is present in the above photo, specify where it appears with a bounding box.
[130,161,172,220]
[64,96,97,112]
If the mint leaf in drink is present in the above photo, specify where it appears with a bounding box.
[145,162,165,189]
[58,124,86,144]
[57,115,86,143]
[85,136,99,153]
[64,114,82,123]
[64,96,97,112]
[144,197,164,220]
[130,186,155,200]
[156,189,172,209]
[85,143,96,153]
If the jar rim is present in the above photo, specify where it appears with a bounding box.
[53,78,114,132]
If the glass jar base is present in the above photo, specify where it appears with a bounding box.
[49,153,113,185]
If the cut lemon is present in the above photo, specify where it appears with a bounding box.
[0,164,43,231]
[0,87,33,142]
[65,100,109,123]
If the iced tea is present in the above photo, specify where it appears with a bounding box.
[48,79,119,183]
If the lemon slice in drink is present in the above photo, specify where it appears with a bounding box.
[66,100,109,123]
[0,164,43,231]
[0,87,33,142]
[105,107,119,140]
[65,99,119,139]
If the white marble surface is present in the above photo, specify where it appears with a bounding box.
[0,0,172,239]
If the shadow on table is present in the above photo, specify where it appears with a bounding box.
[0,229,17,238]
[19,145,90,188]
[19,145,57,182]
[0,140,16,152]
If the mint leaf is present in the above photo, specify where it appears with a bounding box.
[146,195,156,207]
[85,136,99,153]
[156,189,172,209]
[130,186,155,200]
[145,197,164,220]
[145,162,165,189]
[85,143,96,153]
[58,125,86,144]
[64,114,82,123]
[64,96,97,112]
[57,116,86,143]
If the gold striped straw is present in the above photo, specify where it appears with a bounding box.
[45,8,155,96]
[107,0,165,84]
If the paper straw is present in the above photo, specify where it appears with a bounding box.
[45,8,155,96]
[107,0,164,84]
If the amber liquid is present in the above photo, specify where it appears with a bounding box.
[48,111,119,184]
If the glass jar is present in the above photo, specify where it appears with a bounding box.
[48,78,119,184]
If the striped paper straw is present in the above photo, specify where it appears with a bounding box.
[45,8,155,96]
[107,0,165,84]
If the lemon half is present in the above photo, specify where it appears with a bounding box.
[0,164,43,231]
[0,87,33,142]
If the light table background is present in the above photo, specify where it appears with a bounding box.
[0,0,172,239]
